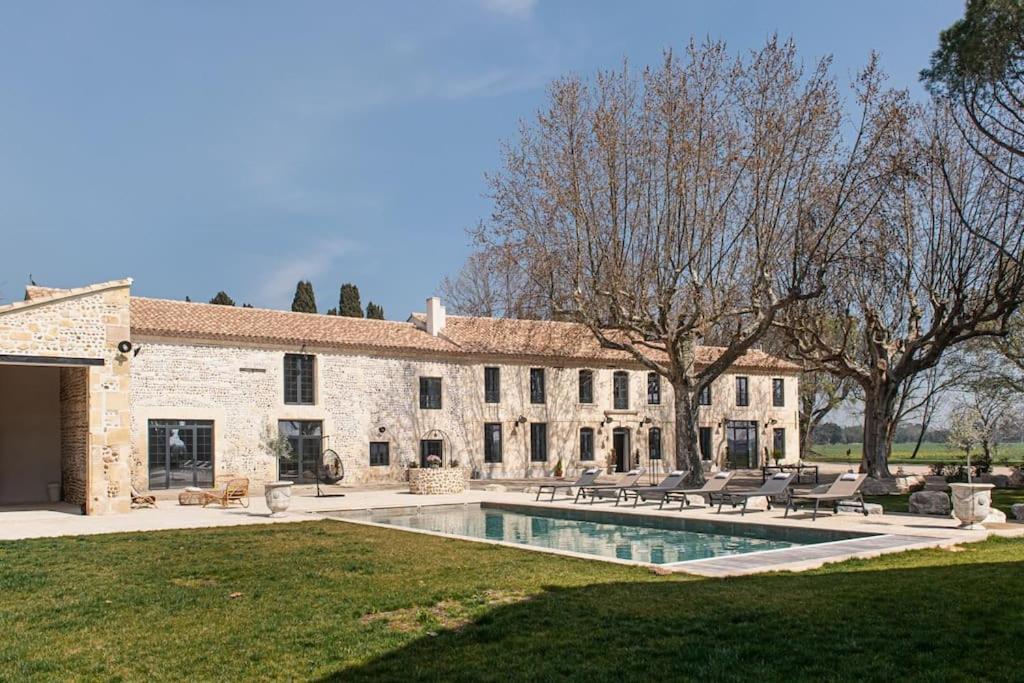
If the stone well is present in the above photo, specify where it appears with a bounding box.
[408,467,466,495]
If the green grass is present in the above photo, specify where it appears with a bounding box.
[2,522,1023,682]
[865,489,1024,516]
[811,441,1024,464]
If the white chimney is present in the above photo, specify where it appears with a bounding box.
[426,296,446,336]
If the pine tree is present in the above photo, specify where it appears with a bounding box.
[290,280,317,313]
[366,301,385,319]
[326,307,338,316]
[339,283,363,317]
[209,291,235,306]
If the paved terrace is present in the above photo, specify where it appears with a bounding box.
[2,476,1021,577]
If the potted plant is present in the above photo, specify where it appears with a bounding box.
[947,407,995,528]
[771,449,783,465]
[554,457,564,478]
[426,454,442,469]
[259,423,294,517]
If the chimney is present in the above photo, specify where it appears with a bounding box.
[426,296,446,336]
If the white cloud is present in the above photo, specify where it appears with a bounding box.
[252,238,356,308]
[478,0,538,19]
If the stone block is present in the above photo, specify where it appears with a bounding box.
[1011,503,1024,521]
[983,508,1007,525]
[978,474,1010,488]
[909,490,951,516]
[837,502,884,516]
[862,477,899,496]
[923,476,950,492]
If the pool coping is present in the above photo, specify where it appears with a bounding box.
[323,501,966,576]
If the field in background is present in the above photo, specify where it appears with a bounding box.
[810,441,1024,465]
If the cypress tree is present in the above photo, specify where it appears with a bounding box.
[291,280,317,313]
[209,291,235,306]
[339,283,363,317]
[366,301,385,319]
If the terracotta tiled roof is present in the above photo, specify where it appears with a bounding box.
[130,297,459,355]
[130,296,799,371]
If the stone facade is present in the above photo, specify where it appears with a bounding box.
[408,467,467,494]
[0,281,133,514]
[59,366,89,505]
[1,278,801,510]
[129,336,800,490]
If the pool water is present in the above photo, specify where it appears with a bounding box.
[341,504,802,565]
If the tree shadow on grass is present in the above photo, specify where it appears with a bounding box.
[325,557,1024,683]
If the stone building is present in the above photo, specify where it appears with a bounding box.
[0,279,801,513]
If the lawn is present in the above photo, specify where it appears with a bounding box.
[865,489,1024,516]
[2,522,1023,682]
[811,441,1024,464]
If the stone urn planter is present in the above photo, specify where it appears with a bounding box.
[949,482,994,529]
[264,481,293,517]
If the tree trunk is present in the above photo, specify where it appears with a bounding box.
[672,383,705,485]
[861,386,898,479]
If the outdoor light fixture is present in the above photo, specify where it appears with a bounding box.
[378,426,386,434]
[517,415,527,424]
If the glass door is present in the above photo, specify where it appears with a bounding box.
[148,420,214,489]
[278,420,323,484]
[612,428,630,472]
[725,421,758,469]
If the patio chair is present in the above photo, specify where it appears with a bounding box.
[619,471,689,507]
[785,472,868,521]
[535,467,602,501]
[201,477,250,509]
[130,485,157,508]
[710,472,795,516]
[663,470,736,510]
[573,468,646,505]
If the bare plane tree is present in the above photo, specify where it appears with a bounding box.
[478,39,910,479]
[798,370,856,460]
[781,104,1024,479]
[438,243,553,319]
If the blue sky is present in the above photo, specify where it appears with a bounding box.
[0,0,962,318]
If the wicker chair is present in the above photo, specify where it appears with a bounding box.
[201,477,250,508]
[130,486,157,508]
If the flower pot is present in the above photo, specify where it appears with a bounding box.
[949,482,994,529]
[264,481,293,517]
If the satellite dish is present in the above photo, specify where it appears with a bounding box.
[319,449,344,485]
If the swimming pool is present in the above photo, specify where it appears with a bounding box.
[332,503,869,565]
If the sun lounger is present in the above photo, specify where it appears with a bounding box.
[662,470,736,510]
[201,477,250,508]
[785,472,868,521]
[619,471,689,507]
[710,472,795,515]
[535,468,602,501]
[130,485,157,508]
[574,468,646,504]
